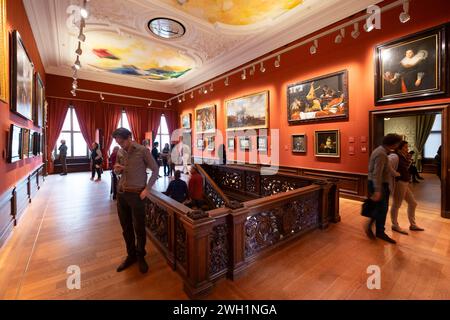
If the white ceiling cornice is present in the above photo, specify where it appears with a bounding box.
[23,0,383,95]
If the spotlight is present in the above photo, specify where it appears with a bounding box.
[100,93,104,101]
[260,62,266,73]
[274,55,280,68]
[310,40,318,55]
[224,77,229,86]
[72,81,78,89]
[71,89,77,97]
[210,83,214,92]
[399,0,410,23]
[334,28,345,44]
[363,22,374,33]
[182,94,185,101]
[148,100,152,106]
[164,103,167,108]
[178,97,182,103]
[203,87,208,94]
[74,56,81,69]
[80,0,89,19]
[249,65,256,76]
[190,91,194,99]
[198,88,202,94]
[169,100,172,106]
[241,69,246,80]
[75,42,82,56]
[351,23,360,39]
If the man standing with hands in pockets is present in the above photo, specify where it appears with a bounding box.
[112,128,159,273]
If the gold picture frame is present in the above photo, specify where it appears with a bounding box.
[0,0,8,103]
[225,90,269,131]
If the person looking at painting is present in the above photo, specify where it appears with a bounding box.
[58,140,68,176]
[366,133,403,244]
[388,141,425,235]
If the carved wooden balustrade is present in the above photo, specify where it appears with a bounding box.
[145,164,340,298]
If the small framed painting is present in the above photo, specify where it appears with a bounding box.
[28,130,34,157]
[292,134,306,153]
[239,137,251,151]
[257,136,268,152]
[181,113,191,130]
[227,137,235,151]
[206,136,215,151]
[196,138,205,150]
[8,124,22,163]
[314,130,340,158]
[21,128,30,158]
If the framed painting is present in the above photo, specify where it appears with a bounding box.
[292,134,306,153]
[226,91,269,131]
[375,24,447,104]
[239,137,251,151]
[33,132,40,156]
[11,30,34,120]
[196,137,205,150]
[34,73,45,128]
[0,0,7,103]
[28,130,34,157]
[206,136,215,151]
[21,128,30,158]
[227,137,235,151]
[287,70,348,124]
[314,130,340,158]
[195,105,216,134]
[8,124,22,163]
[257,136,268,152]
[181,113,191,130]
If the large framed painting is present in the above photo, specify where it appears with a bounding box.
[181,113,191,130]
[226,91,269,131]
[292,134,306,153]
[11,30,34,120]
[195,105,216,134]
[287,70,348,124]
[314,130,340,158]
[34,73,45,128]
[375,24,447,104]
[0,0,7,103]
[8,124,22,163]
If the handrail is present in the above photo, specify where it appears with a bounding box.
[195,163,232,207]
[147,189,193,216]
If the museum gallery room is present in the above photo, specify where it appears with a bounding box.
[0,0,449,300]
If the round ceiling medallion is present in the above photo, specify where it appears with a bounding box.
[148,18,186,39]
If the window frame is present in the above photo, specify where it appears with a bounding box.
[54,106,89,159]
[155,114,170,151]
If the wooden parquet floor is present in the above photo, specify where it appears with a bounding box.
[0,171,448,300]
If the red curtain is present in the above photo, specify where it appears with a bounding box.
[148,108,163,144]
[125,106,141,143]
[103,104,122,167]
[164,109,178,140]
[73,101,96,147]
[46,98,69,173]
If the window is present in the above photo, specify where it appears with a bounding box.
[424,114,442,159]
[155,114,170,151]
[110,110,132,154]
[54,107,88,158]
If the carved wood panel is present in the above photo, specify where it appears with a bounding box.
[175,219,187,268]
[209,223,229,276]
[146,202,169,248]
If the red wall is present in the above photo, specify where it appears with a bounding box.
[176,0,450,174]
[0,0,46,195]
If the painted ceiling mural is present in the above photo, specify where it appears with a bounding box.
[82,30,195,81]
[162,0,304,26]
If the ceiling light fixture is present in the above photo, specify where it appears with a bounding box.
[210,83,214,92]
[274,55,281,68]
[399,0,411,23]
[203,87,208,94]
[164,103,167,108]
[75,41,82,55]
[182,94,185,101]
[80,1,89,19]
[260,62,266,73]
[178,97,182,103]
[241,69,246,80]
[351,22,360,39]
[100,93,104,101]
[190,91,194,99]
[169,100,172,106]
[148,100,152,106]
[224,77,229,86]
[71,89,77,96]
[334,28,345,44]
[72,80,78,89]
[310,39,318,55]
[249,65,256,76]
[74,56,81,69]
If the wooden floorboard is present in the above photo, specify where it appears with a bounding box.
[0,171,448,300]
